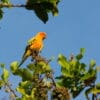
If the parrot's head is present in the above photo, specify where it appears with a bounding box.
[37,32,47,40]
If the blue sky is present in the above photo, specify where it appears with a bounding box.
[0,0,100,99]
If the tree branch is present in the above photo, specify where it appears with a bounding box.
[0,3,26,8]
[5,82,17,98]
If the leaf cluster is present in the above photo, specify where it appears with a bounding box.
[56,48,98,99]
[0,0,60,23]
[26,0,60,23]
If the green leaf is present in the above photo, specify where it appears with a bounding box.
[76,54,83,60]
[40,62,51,72]
[58,54,74,77]
[27,63,36,70]
[16,98,22,100]
[76,48,85,60]
[58,54,68,68]
[80,48,85,55]
[35,61,51,74]
[40,1,59,16]
[96,83,100,89]
[89,59,96,68]
[19,81,33,94]
[56,78,64,87]
[81,71,95,81]
[22,68,33,81]
[10,61,19,74]
[16,86,26,95]
[26,0,60,23]
[0,80,4,89]
[33,4,48,23]
[28,62,52,73]
[26,0,48,23]
[0,63,5,68]
[72,85,84,98]
[17,81,34,99]
[85,86,100,100]
[1,68,9,81]
[1,0,10,4]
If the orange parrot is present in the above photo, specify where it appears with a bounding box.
[18,32,47,67]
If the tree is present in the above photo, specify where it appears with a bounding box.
[0,0,100,100]
[0,0,59,23]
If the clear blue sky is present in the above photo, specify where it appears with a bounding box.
[0,0,100,99]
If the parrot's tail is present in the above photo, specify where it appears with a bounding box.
[18,56,27,67]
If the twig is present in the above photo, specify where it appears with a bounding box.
[5,82,17,98]
[46,72,56,87]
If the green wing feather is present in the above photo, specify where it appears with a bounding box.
[27,36,36,45]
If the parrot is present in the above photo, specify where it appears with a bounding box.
[18,32,47,67]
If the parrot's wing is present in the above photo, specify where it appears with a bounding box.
[23,45,30,56]
[18,45,31,67]
[27,36,36,45]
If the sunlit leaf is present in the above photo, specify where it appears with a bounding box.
[41,62,51,72]
[1,68,9,81]
[85,85,100,100]
[10,61,19,74]
[69,60,80,70]
[81,70,96,81]
[17,81,34,99]
[58,54,73,77]
[89,59,96,68]
[31,88,36,98]
[58,54,68,68]
[16,87,26,95]
[32,61,52,74]
[19,81,29,87]
[18,81,33,94]
[22,95,33,100]
[1,0,10,4]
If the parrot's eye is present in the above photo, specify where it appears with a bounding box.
[43,37,46,40]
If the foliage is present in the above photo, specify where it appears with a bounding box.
[26,0,60,23]
[56,48,99,99]
[0,48,100,100]
[0,0,60,23]
[0,55,70,100]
